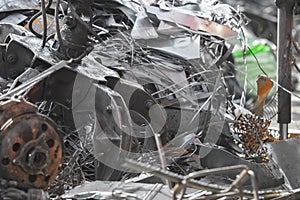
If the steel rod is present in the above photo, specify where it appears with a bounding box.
[276,0,295,139]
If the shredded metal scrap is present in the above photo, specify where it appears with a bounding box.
[0,0,299,199]
[233,113,277,160]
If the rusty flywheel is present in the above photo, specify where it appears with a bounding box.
[0,99,63,189]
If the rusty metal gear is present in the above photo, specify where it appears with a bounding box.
[0,99,63,189]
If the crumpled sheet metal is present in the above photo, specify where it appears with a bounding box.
[0,23,33,43]
[129,2,238,62]
[89,30,226,153]
[5,33,54,64]
[93,0,141,24]
[146,35,201,60]
[61,181,171,200]
[76,54,120,82]
[265,137,300,189]
[131,9,159,40]
[0,13,27,24]
[1,31,120,83]
[199,144,284,189]
[0,1,274,198]
[0,0,40,12]
[144,5,238,40]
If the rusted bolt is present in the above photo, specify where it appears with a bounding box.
[27,148,49,170]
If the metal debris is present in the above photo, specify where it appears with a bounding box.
[199,143,284,189]
[0,0,41,12]
[265,137,300,189]
[0,0,299,199]
[233,113,276,159]
[61,181,169,200]
[0,99,63,189]
[125,159,259,199]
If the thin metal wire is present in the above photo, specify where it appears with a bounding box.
[55,0,63,46]
[263,92,278,120]
[247,46,268,76]
[125,159,258,199]
[28,0,52,40]
[239,27,248,108]
[41,0,48,48]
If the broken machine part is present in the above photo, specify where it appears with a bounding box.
[0,99,63,189]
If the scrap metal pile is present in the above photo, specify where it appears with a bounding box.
[0,0,299,199]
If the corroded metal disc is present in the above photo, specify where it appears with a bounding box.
[0,100,63,189]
